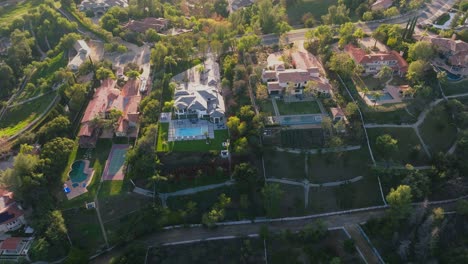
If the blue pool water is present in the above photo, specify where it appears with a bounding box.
[365,92,394,101]
[69,160,88,183]
[281,115,323,126]
[437,67,462,81]
[175,126,209,137]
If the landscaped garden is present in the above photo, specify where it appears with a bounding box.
[420,104,458,154]
[442,79,468,96]
[263,151,306,180]
[367,127,430,166]
[307,148,372,183]
[62,208,106,253]
[0,92,57,137]
[60,139,113,209]
[257,99,275,115]
[308,176,383,214]
[276,100,321,115]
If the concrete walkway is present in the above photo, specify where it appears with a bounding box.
[275,145,361,154]
[364,92,468,158]
[271,98,280,117]
[345,224,382,264]
[266,176,364,188]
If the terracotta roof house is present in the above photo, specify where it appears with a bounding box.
[78,0,128,16]
[345,43,408,76]
[330,107,346,122]
[123,17,169,33]
[371,0,393,11]
[431,37,468,68]
[261,51,332,96]
[0,189,25,234]
[0,237,32,256]
[68,40,91,71]
[78,79,141,147]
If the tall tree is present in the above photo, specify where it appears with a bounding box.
[386,185,413,220]
[262,183,284,218]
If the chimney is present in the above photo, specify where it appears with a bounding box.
[400,51,404,56]
[451,34,457,40]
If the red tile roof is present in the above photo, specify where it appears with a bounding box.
[331,107,345,118]
[0,237,22,251]
[345,44,408,73]
[79,79,141,138]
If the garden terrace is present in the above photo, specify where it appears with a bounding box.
[419,104,458,155]
[367,127,430,166]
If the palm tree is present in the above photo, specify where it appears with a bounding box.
[164,56,177,73]
[376,65,393,81]
[371,91,382,107]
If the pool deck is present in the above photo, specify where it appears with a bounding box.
[65,160,95,200]
[168,119,225,142]
[359,85,403,106]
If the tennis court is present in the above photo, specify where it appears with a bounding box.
[102,144,129,181]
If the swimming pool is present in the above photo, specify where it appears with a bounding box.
[69,160,88,183]
[175,126,209,137]
[365,92,394,101]
[437,67,462,81]
[281,115,323,126]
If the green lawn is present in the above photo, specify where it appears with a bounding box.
[442,80,468,95]
[258,99,275,115]
[60,139,113,209]
[276,100,321,115]
[0,1,35,26]
[278,184,305,216]
[0,92,57,137]
[307,148,372,183]
[367,127,430,166]
[308,176,383,214]
[263,151,306,180]
[14,52,68,102]
[420,104,458,154]
[156,123,229,152]
[286,0,338,25]
[98,180,151,223]
[62,208,105,253]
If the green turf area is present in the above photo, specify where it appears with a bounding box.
[15,52,68,102]
[280,128,324,149]
[358,75,390,91]
[0,92,57,137]
[98,180,151,222]
[257,99,275,115]
[367,127,430,166]
[435,13,451,25]
[286,0,338,25]
[62,208,105,253]
[148,237,264,263]
[156,123,229,152]
[420,104,458,154]
[0,1,35,26]
[308,176,383,213]
[166,186,256,221]
[278,184,305,216]
[442,80,468,95]
[276,100,322,115]
[60,139,113,209]
[307,148,372,183]
[263,151,306,180]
